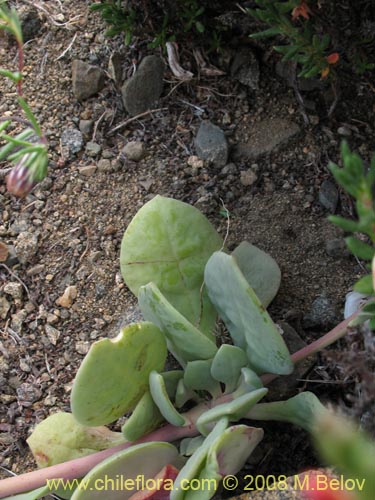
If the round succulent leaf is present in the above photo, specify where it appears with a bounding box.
[211,345,248,393]
[184,359,221,398]
[120,196,223,337]
[71,442,180,500]
[180,436,205,457]
[204,252,293,375]
[232,241,281,307]
[175,378,197,408]
[71,323,167,426]
[4,485,54,500]
[27,412,125,468]
[139,283,218,363]
[121,391,164,442]
[233,367,264,397]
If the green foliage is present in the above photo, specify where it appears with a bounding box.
[247,0,336,79]
[11,196,335,499]
[314,412,375,500]
[71,322,167,426]
[329,142,375,324]
[120,195,223,337]
[90,1,136,45]
[0,2,48,197]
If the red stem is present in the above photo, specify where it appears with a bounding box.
[0,312,359,498]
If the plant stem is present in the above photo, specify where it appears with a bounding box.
[17,40,23,95]
[0,311,359,497]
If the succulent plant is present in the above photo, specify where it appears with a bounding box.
[2,195,356,500]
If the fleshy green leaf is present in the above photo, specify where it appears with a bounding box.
[246,392,328,433]
[138,283,218,364]
[354,274,374,294]
[232,241,281,307]
[196,388,268,435]
[345,236,375,260]
[149,371,186,426]
[204,252,293,375]
[121,391,164,441]
[71,442,180,500]
[211,345,248,393]
[184,359,221,398]
[71,322,167,426]
[233,367,264,397]
[27,412,125,468]
[1,485,53,500]
[120,196,223,337]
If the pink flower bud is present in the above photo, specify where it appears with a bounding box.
[6,162,36,198]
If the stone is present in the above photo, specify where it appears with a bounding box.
[97,159,112,172]
[240,169,258,187]
[15,231,39,264]
[76,341,90,355]
[72,60,105,101]
[319,180,339,213]
[275,59,324,92]
[79,119,94,137]
[230,49,260,90]
[0,241,8,262]
[26,264,45,276]
[61,128,84,158]
[234,118,300,160]
[303,295,338,329]
[187,156,204,169]
[108,51,123,86]
[18,6,42,42]
[0,296,10,320]
[122,141,146,161]
[45,324,60,346]
[85,142,101,157]
[325,238,350,258]
[4,282,23,301]
[121,55,165,116]
[194,121,228,167]
[78,165,97,177]
[56,285,78,308]
[11,309,27,333]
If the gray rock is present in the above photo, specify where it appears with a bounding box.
[194,121,228,167]
[72,60,105,101]
[4,282,23,301]
[61,128,84,158]
[230,49,260,90]
[234,118,300,160]
[303,295,338,329]
[79,119,94,137]
[325,238,350,258]
[240,169,258,186]
[85,142,101,157]
[45,324,60,346]
[319,180,339,213]
[108,51,124,86]
[0,296,10,320]
[122,141,146,162]
[97,159,112,172]
[15,231,39,264]
[121,55,165,116]
[78,165,97,177]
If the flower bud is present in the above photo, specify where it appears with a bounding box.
[6,160,36,198]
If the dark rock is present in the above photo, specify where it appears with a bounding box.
[234,118,300,160]
[108,51,124,86]
[121,56,165,116]
[122,141,146,162]
[319,180,339,213]
[194,121,228,167]
[276,60,324,92]
[303,295,338,329]
[72,60,105,101]
[18,6,42,41]
[231,49,260,90]
[325,238,350,258]
[79,119,94,137]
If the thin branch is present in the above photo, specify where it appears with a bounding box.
[108,108,168,135]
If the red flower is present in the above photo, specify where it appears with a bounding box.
[326,52,340,65]
[292,1,311,20]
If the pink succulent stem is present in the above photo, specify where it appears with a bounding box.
[0,312,359,498]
